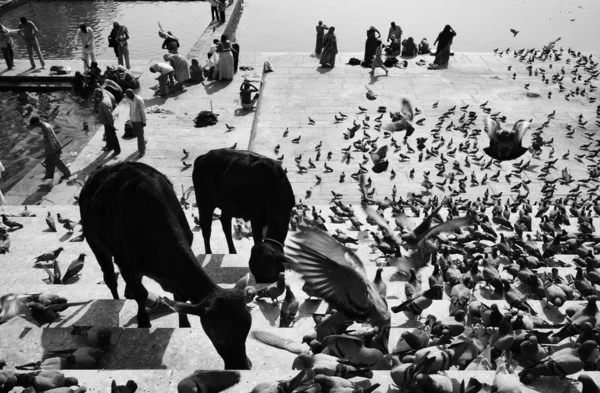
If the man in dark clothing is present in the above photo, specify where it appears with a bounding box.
[232,42,240,73]
[94,88,120,155]
[108,23,119,58]
[240,80,260,110]
[29,117,71,181]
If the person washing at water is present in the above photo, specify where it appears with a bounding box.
[29,117,71,182]
[161,31,179,52]
[18,17,45,69]
[76,24,95,71]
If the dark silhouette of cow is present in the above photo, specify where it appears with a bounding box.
[193,149,295,283]
[79,162,252,369]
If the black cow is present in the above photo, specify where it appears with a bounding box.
[79,162,252,369]
[193,149,295,283]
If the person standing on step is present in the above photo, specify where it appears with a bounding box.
[108,23,119,59]
[125,89,147,157]
[315,21,328,57]
[0,23,16,70]
[209,0,220,23]
[113,21,131,70]
[387,21,402,44]
[18,17,45,69]
[232,41,240,73]
[29,117,71,182]
[76,24,95,71]
[218,0,227,23]
[94,88,120,155]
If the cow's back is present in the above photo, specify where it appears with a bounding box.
[193,149,294,218]
[80,163,194,267]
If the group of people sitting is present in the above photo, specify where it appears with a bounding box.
[73,63,139,102]
[362,22,457,70]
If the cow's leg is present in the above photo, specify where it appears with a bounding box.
[117,262,151,328]
[174,292,191,328]
[199,205,215,254]
[87,239,119,299]
[220,213,237,254]
[250,218,267,245]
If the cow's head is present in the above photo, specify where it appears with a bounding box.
[249,240,286,284]
[164,291,252,370]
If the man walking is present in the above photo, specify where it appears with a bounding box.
[113,21,130,69]
[94,88,120,155]
[76,24,95,71]
[218,0,227,23]
[125,89,147,157]
[29,117,71,181]
[18,17,45,69]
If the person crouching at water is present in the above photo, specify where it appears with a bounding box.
[418,38,430,54]
[149,62,175,96]
[315,21,328,57]
[76,24,95,71]
[161,31,179,53]
[370,40,388,76]
[29,117,71,182]
[240,79,260,110]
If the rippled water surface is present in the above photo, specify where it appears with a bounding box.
[0,91,97,193]
[238,0,600,52]
[1,1,212,60]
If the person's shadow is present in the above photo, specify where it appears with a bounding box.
[203,79,233,95]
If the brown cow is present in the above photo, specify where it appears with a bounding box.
[193,149,295,283]
[79,162,252,369]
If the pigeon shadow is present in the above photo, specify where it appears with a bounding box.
[59,232,74,242]
[316,66,334,74]
[254,298,280,327]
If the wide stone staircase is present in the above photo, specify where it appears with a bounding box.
[0,202,599,393]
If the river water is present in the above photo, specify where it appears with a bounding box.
[0,1,212,60]
[238,0,600,53]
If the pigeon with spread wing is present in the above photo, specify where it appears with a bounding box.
[382,98,416,137]
[483,118,531,161]
[369,145,389,173]
[283,225,391,353]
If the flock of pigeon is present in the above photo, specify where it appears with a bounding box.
[1,41,600,393]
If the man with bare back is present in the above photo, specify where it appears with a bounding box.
[18,16,45,69]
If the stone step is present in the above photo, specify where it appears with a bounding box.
[0,369,582,393]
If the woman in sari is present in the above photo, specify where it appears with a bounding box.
[319,27,338,68]
[363,26,380,66]
[164,53,190,89]
[432,25,456,68]
[217,34,236,80]
[315,21,328,56]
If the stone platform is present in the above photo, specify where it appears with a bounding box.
[1,46,600,392]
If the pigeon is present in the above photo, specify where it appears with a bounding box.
[255,272,286,304]
[382,98,416,137]
[34,247,64,264]
[225,124,235,131]
[284,225,391,351]
[182,161,192,169]
[62,253,86,283]
[45,212,57,232]
[483,118,531,161]
[1,215,23,230]
[510,29,519,37]
[182,149,189,160]
[365,85,378,100]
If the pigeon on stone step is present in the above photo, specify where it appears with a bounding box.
[45,212,57,232]
[1,215,23,230]
[255,272,286,304]
[62,253,86,284]
[34,247,64,264]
